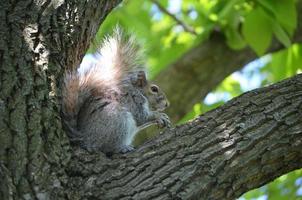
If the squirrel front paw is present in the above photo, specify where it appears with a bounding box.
[119,145,135,154]
[155,112,171,128]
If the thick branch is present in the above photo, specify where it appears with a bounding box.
[157,1,302,122]
[67,74,302,199]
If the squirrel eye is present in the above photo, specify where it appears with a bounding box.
[150,85,159,93]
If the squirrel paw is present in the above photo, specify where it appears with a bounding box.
[119,145,135,154]
[156,113,171,128]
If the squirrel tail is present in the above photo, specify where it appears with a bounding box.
[62,27,145,138]
[62,71,84,140]
[95,27,145,84]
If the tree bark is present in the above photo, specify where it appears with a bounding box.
[1,1,302,200]
[157,1,302,122]
[0,1,120,199]
[66,73,302,200]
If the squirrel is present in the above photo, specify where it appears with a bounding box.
[62,28,171,154]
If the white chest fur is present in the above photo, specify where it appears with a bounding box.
[124,111,138,145]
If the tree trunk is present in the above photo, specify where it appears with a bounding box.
[0,1,302,200]
[0,1,120,199]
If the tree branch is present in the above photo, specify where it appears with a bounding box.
[150,0,197,35]
[67,73,302,200]
[156,1,302,122]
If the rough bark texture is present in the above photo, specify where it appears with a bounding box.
[157,1,302,122]
[0,1,120,199]
[0,1,302,200]
[66,73,302,200]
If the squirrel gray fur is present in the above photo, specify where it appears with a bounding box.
[62,28,171,153]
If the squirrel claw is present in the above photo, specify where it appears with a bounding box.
[119,145,135,153]
[156,113,171,128]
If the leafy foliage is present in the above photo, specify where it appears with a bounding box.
[96,0,299,76]
[241,0,297,55]
[262,44,302,83]
[242,7,273,55]
[242,169,302,200]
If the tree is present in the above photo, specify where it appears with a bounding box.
[0,1,301,200]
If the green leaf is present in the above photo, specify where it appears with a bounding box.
[260,0,297,36]
[291,44,302,72]
[242,7,273,55]
[218,0,241,19]
[261,44,302,83]
[272,0,297,36]
[273,21,291,48]
[216,75,242,97]
[159,0,168,7]
[225,26,246,50]
[223,9,246,50]
[257,0,275,14]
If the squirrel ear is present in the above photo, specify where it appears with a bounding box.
[133,71,147,87]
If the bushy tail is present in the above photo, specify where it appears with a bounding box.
[62,71,83,140]
[91,27,145,89]
[97,27,145,78]
[62,27,145,138]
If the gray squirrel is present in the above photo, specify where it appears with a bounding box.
[62,29,171,153]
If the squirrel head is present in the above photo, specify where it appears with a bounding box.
[132,71,169,112]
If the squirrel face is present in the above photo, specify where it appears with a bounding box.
[144,83,169,112]
[131,70,169,112]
